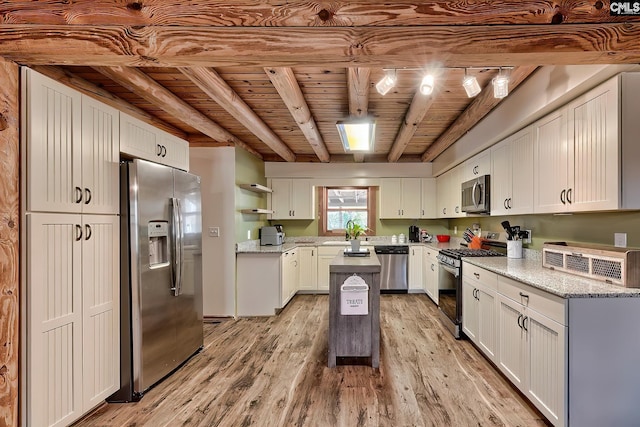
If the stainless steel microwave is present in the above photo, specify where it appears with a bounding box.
[461,175,490,214]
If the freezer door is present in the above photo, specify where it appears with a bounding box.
[129,159,178,393]
[172,169,204,364]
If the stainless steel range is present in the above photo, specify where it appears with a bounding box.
[437,248,504,338]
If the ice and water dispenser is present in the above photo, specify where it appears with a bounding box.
[148,221,169,268]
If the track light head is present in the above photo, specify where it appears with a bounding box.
[420,74,435,95]
[376,70,397,95]
[492,69,509,98]
[462,70,481,98]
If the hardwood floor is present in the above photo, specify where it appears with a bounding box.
[74,294,550,427]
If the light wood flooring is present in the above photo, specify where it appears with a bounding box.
[74,294,550,427]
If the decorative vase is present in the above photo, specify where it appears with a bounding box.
[350,239,361,252]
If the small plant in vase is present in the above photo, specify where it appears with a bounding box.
[345,219,368,252]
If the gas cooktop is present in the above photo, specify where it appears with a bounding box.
[439,248,505,259]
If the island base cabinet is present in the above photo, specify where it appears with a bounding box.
[567,298,640,427]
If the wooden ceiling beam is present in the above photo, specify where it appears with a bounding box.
[264,67,329,162]
[179,67,295,162]
[347,67,372,163]
[0,1,630,26]
[29,65,187,139]
[93,65,262,159]
[2,24,640,67]
[421,65,538,162]
[387,89,437,162]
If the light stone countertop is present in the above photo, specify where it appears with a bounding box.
[463,256,640,299]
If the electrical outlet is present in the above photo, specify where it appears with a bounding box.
[485,232,498,240]
[523,230,532,244]
[209,226,220,237]
[615,233,627,248]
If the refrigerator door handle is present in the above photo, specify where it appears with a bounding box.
[170,197,183,296]
[177,198,184,296]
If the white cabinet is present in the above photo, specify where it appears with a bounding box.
[497,276,566,427]
[436,166,462,218]
[463,150,491,181]
[23,68,119,215]
[534,74,640,213]
[462,263,498,363]
[317,246,342,291]
[491,126,534,215]
[26,213,119,427]
[298,247,318,291]
[120,112,190,171]
[422,247,439,304]
[281,249,298,306]
[268,178,315,219]
[408,245,423,290]
[420,178,437,218]
[379,178,422,219]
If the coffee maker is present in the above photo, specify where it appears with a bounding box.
[409,225,420,243]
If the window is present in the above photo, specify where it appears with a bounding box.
[319,186,376,236]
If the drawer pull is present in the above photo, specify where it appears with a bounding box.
[474,272,480,279]
[519,292,529,301]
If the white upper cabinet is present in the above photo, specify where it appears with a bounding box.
[491,126,534,216]
[81,96,120,215]
[436,166,463,218]
[120,112,189,171]
[268,178,315,219]
[534,74,640,213]
[420,178,437,218]
[379,178,422,219]
[463,150,491,181]
[24,68,119,215]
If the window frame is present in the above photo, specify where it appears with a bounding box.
[318,186,377,237]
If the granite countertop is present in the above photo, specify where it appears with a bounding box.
[329,252,381,273]
[463,256,640,299]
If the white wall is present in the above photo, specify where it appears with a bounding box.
[190,147,236,317]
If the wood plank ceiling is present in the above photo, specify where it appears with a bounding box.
[3,1,640,163]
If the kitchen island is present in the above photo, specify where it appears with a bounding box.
[328,251,381,368]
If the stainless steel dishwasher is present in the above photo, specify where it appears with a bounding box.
[374,245,409,293]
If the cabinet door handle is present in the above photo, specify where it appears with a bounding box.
[84,188,92,204]
[161,145,167,157]
[560,189,566,204]
[517,313,523,329]
[421,209,424,216]
[75,224,83,241]
[567,188,572,204]
[85,224,92,240]
[443,208,446,214]
[75,186,83,204]
[508,198,512,209]
[504,198,508,209]
[455,206,459,213]
[157,143,163,156]
[522,316,529,332]
[431,263,435,271]
[312,250,314,256]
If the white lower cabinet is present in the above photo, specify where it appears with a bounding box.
[26,213,119,427]
[297,247,318,291]
[462,264,498,362]
[317,246,342,291]
[422,248,439,304]
[496,276,566,427]
[281,249,298,306]
[408,246,423,290]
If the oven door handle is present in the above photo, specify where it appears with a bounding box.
[440,264,459,278]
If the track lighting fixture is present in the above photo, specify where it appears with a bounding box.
[462,69,481,98]
[375,69,397,95]
[419,74,435,95]
[492,68,510,99]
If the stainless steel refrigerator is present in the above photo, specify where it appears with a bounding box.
[109,159,203,402]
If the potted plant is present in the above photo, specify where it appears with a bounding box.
[345,219,368,252]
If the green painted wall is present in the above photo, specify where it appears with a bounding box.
[271,218,449,239]
[449,211,640,249]
[234,147,269,242]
